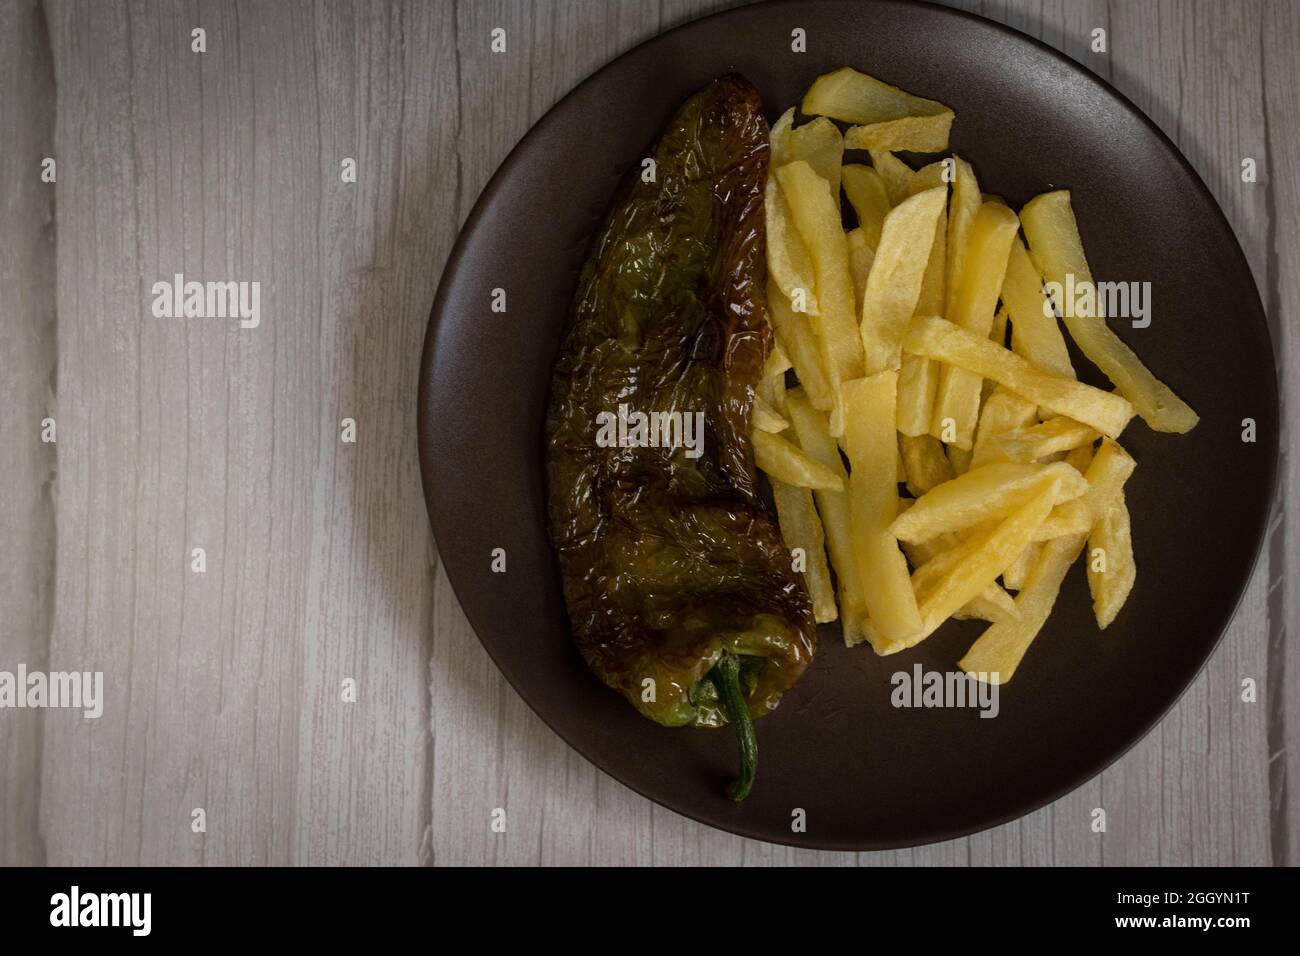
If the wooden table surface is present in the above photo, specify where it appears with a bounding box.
[1,0,1296,866]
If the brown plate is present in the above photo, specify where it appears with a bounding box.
[418,0,1278,849]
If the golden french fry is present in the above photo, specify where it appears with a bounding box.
[930,201,1021,447]
[990,304,1009,350]
[1087,490,1135,629]
[890,460,1088,543]
[1038,438,1135,538]
[846,227,875,316]
[897,352,940,437]
[907,161,949,198]
[1001,542,1040,591]
[770,476,838,623]
[883,476,1059,653]
[958,531,1085,683]
[753,427,844,491]
[801,66,951,125]
[868,149,914,206]
[969,386,1038,468]
[960,439,1134,682]
[844,112,954,153]
[1065,442,1096,473]
[860,187,946,373]
[905,316,1136,438]
[767,280,833,411]
[842,164,891,249]
[996,416,1099,463]
[944,156,981,316]
[771,108,844,200]
[765,176,821,316]
[758,368,787,416]
[1020,190,1198,433]
[763,340,793,380]
[896,205,948,439]
[752,395,790,433]
[776,161,866,430]
[785,389,867,637]
[1002,234,1075,379]
[899,530,1016,624]
[900,433,955,497]
[842,373,923,642]
[954,585,1020,625]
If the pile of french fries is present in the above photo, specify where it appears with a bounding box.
[754,67,1198,684]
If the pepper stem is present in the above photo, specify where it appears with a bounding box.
[708,653,757,801]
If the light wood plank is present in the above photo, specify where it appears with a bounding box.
[39,0,449,865]
[1262,0,1300,868]
[0,0,56,867]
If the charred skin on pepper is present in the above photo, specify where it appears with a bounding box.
[544,75,817,798]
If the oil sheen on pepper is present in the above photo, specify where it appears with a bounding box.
[545,75,817,738]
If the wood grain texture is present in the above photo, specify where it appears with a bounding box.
[0,0,55,868]
[1261,0,1300,867]
[0,0,1292,865]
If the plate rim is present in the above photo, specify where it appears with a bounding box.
[418,0,1281,851]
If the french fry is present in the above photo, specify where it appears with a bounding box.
[844,112,954,153]
[969,386,1038,468]
[842,164,891,249]
[930,201,1020,447]
[881,476,1059,653]
[954,585,1020,625]
[1002,234,1075,379]
[900,433,955,497]
[841,373,923,642]
[764,176,821,315]
[944,156,980,316]
[770,476,839,623]
[767,280,833,411]
[868,149,914,206]
[776,161,867,430]
[757,367,787,416]
[900,532,1018,626]
[958,530,1086,683]
[801,66,951,126]
[990,304,1009,349]
[1088,491,1135,629]
[897,352,940,437]
[763,339,792,380]
[897,198,947,436]
[1020,190,1198,433]
[752,395,790,433]
[905,316,1136,438]
[996,416,1098,463]
[1038,438,1135,538]
[860,187,947,374]
[960,439,1132,681]
[770,108,844,200]
[785,389,868,637]
[907,161,949,199]
[753,428,844,491]
[1066,442,1096,473]
[1001,542,1039,591]
[890,460,1088,543]
[846,227,875,315]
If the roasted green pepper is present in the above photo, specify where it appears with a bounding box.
[545,75,817,800]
